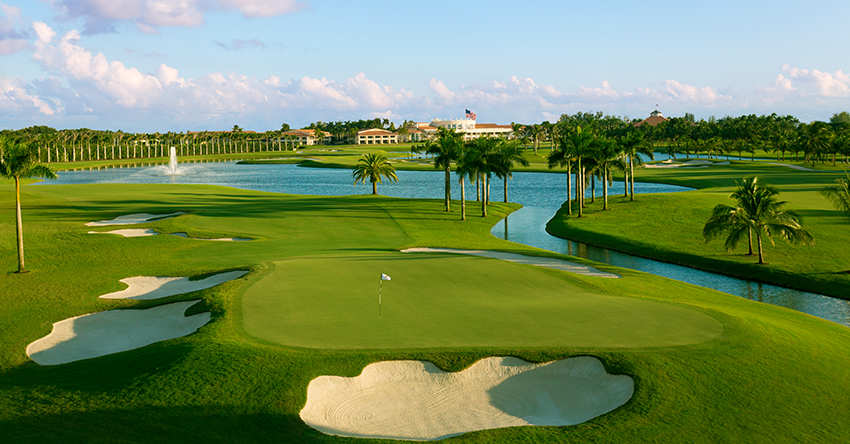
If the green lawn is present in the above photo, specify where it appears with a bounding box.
[239,253,721,349]
[546,161,850,299]
[1,180,850,443]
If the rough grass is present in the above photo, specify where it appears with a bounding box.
[1,181,849,443]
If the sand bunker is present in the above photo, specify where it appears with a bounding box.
[88,228,157,237]
[300,356,633,441]
[402,248,619,278]
[26,300,210,366]
[99,270,248,300]
[85,212,186,226]
[646,159,730,169]
[169,232,252,242]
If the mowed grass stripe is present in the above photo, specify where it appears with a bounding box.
[240,253,723,348]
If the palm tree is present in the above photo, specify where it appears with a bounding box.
[455,147,477,221]
[591,137,626,210]
[618,130,654,201]
[465,137,499,217]
[819,171,850,217]
[493,138,529,203]
[703,177,814,264]
[0,137,58,273]
[421,127,464,212]
[553,125,597,217]
[352,153,398,195]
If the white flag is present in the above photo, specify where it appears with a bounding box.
[381,273,392,281]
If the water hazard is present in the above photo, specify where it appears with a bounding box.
[42,162,850,327]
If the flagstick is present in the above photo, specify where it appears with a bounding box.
[379,278,382,318]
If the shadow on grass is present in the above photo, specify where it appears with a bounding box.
[2,408,318,444]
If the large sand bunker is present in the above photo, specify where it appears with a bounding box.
[402,248,620,278]
[100,270,248,300]
[85,212,186,226]
[300,356,633,441]
[26,300,210,366]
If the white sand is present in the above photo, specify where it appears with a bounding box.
[169,232,252,241]
[88,229,157,237]
[85,211,186,226]
[401,248,620,278]
[300,356,633,441]
[100,270,248,300]
[26,300,210,366]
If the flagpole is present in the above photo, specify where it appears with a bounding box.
[379,277,382,318]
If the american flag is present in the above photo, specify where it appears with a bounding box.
[465,109,477,120]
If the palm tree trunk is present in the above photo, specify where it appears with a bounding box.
[591,175,596,203]
[372,181,377,195]
[756,233,765,264]
[15,177,25,273]
[444,167,451,212]
[566,163,572,216]
[603,169,609,210]
[576,159,583,218]
[503,176,508,203]
[747,227,754,255]
[630,157,636,201]
[460,179,466,221]
[481,174,487,217]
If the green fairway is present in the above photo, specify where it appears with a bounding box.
[2,179,850,443]
[240,253,722,348]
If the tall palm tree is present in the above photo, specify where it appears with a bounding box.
[618,130,654,201]
[421,127,464,212]
[703,176,814,264]
[465,137,499,216]
[819,171,850,217]
[548,129,577,215]
[553,125,597,217]
[591,137,626,210]
[492,139,529,203]
[0,137,57,273]
[352,153,398,195]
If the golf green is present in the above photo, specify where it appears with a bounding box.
[239,252,724,348]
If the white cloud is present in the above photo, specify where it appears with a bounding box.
[0,2,29,54]
[781,64,850,97]
[51,0,309,34]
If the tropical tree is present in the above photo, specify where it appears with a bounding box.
[492,138,529,203]
[0,137,58,273]
[703,177,814,264]
[465,137,499,216]
[819,171,850,217]
[551,125,598,217]
[617,129,654,201]
[352,153,398,195]
[421,127,464,212]
[591,137,626,210]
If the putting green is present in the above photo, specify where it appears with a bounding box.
[239,252,723,348]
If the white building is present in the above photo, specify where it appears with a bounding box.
[354,129,398,145]
[429,118,513,140]
[280,129,332,146]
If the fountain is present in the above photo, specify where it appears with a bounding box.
[144,146,204,176]
[168,146,179,174]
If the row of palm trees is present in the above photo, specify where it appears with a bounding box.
[512,112,850,167]
[547,121,655,217]
[1,127,306,164]
[353,127,529,221]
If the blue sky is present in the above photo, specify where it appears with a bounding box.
[1,0,849,132]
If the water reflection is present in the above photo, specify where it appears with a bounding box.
[43,162,850,327]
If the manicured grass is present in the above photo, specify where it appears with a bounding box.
[1,181,850,443]
[546,161,850,299]
[240,253,721,349]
